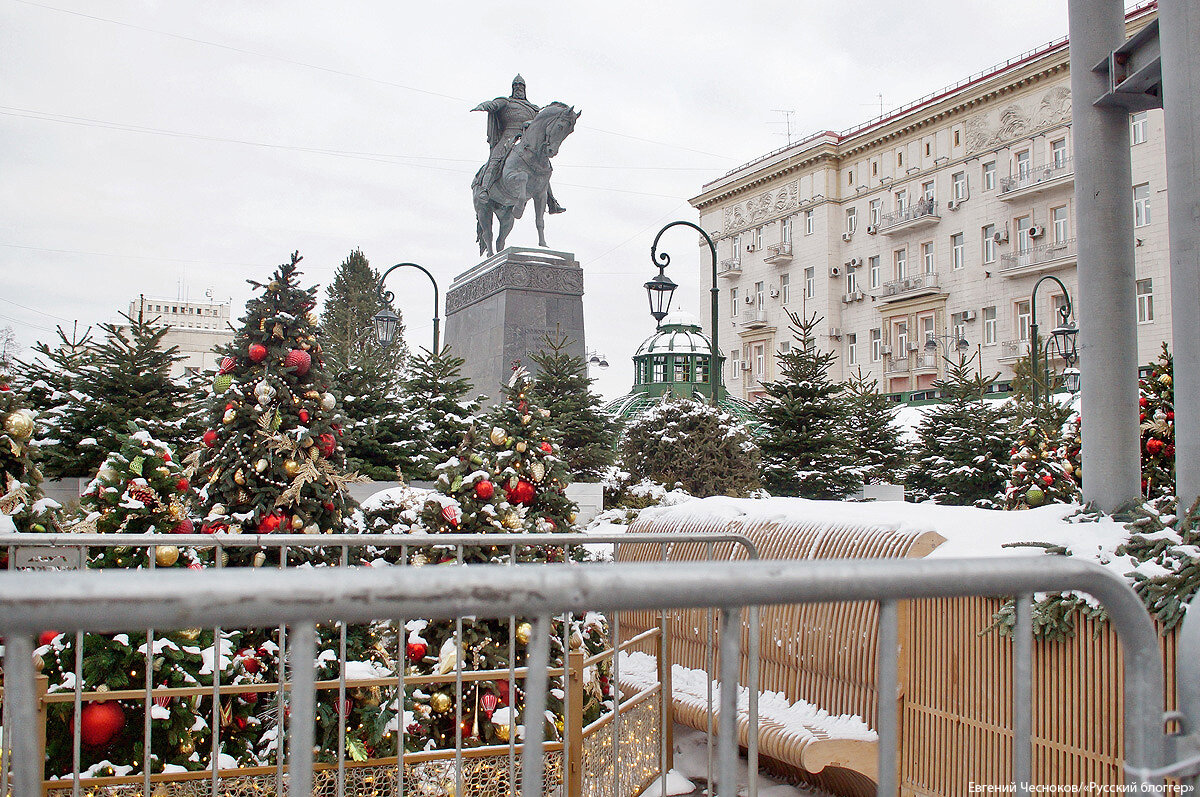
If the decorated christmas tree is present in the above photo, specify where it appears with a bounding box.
[1001,417,1079,509]
[1140,342,1174,499]
[0,381,61,534]
[908,353,1013,507]
[529,332,618,481]
[194,252,360,551]
[395,347,481,483]
[754,311,862,499]
[844,367,909,485]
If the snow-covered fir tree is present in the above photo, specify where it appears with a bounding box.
[1001,416,1079,509]
[1140,342,1174,499]
[621,397,759,497]
[908,353,1013,507]
[395,347,480,482]
[844,367,908,485]
[529,332,617,481]
[754,311,861,499]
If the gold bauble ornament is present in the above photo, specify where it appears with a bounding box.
[516,441,527,453]
[290,514,304,530]
[430,692,452,713]
[568,511,577,524]
[1161,374,1172,386]
[222,408,236,424]
[490,426,507,446]
[305,390,320,400]
[254,458,268,473]
[178,628,202,641]
[252,551,267,568]
[529,462,546,483]
[168,501,185,521]
[515,622,533,645]
[283,459,300,477]
[234,469,247,486]
[3,410,34,440]
[502,512,522,530]
[179,734,195,756]
[267,280,281,292]
[494,722,510,742]
[154,545,180,567]
[521,415,531,425]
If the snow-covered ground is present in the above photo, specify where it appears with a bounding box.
[643,725,821,797]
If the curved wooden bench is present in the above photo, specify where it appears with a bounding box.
[616,510,944,797]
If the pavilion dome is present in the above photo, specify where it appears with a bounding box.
[633,311,715,358]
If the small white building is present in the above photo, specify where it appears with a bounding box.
[122,296,235,379]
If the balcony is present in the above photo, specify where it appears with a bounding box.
[999,238,1077,278]
[717,257,742,278]
[741,311,769,329]
[878,200,940,235]
[998,339,1029,362]
[763,242,793,265]
[999,158,1074,200]
[878,272,944,304]
[913,352,941,372]
[883,352,910,375]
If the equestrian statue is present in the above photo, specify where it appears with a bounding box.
[472,75,580,257]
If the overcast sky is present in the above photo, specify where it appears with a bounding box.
[2,0,1085,400]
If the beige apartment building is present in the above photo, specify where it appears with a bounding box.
[689,3,1168,402]
[121,296,234,379]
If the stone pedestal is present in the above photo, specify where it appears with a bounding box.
[444,247,585,403]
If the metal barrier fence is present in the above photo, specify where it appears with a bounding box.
[0,532,759,797]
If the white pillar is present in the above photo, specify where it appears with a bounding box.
[1069,0,1143,511]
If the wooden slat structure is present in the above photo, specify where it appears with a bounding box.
[619,513,1179,796]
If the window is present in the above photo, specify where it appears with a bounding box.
[754,344,766,379]
[869,199,882,226]
[921,181,935,201]
[846,271,858,294]
[952,171,966,200]
[983,306,997,345]
[1134,183,1151,227]
[1052,206,1069,243]
[897,150,904,167]
[1137,279,1154,323]
[869,255,881,289]
[848,170,854,186]
[1016,300,1032,342]
[695,358,709,383]
[951,233,964,270]
[730,351,740,381]
[755,280,765,311]
[1015,150,1031,179]
[1051,138,1067,168]
[894,189,908,212]
[846,207,857,234]
[673,357,687,383]
[752,227,763,250]
[951,313,967,344]
[983,161,996,191]
[953,129,961,147]
[921,241,935,275]
[872,160,878,176]
[1016,215,1033,253]
[779,340,791,354]
[732,235,742,259]
[804,267,815,299]
[847,333,858,366]
[730,287,739,317]
[805,210,814,235]
[982,224,997,263]
[1131,112,1148,145]
[781,273,790,304]
[894,248,907,280]
[870,329,882,362]
[653,356,666,382]
[920,314,935,345]
[781,217,792,243]
[924,141,931,157]
[894,321,908,354]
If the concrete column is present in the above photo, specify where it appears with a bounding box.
[1160,0,1200,512]
[1069,0,1142,511]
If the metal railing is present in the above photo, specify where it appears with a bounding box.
[999,237,1077,271]
[762,242,792,263]
[881,272,941,299]
[1000,338,1029,359]
[999,157,1075,194]
[717,258,742,277]
[0,532,759,797]
[0,556,1170,796]
[878,200,939,230]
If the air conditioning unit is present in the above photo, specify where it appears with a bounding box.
[881,345,893,355]
[866,225,879,235]
[848,257,863,268]
[908,341,920,352]
[992,229,1009,244]
[829,327,841,339]
[746,243,757,252]
[841,232,853,242]
[829,265,842,277]
[740,362,752,371]
[769,288,780,298]
[744,295,755,304]
[1028,224,1046,238]
[947,198,961,211]
[963,309,977,322]
[852,290,864,301]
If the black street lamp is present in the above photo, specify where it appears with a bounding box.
[923,334,970,354]
[586,349,609,369]
[1029,275,1079,405]
[374,262,440,353]
[650,221,720,406]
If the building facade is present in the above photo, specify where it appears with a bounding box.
[689,4,1168,402]
[122,296,234,379]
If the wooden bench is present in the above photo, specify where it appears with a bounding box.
[616,512,945,797]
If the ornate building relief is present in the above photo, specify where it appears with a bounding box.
[445,262,584,314]
[722,180,799,235]
[964,86,1072,154]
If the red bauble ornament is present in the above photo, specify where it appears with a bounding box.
[540,442,553,453]
[237,649,260,674]
[201,521,225,535]
[188,562,204,570]
[80,701,125,747]
[1139,396,1149,408]
[234,715,248,730]
[1147,438,1164,455]
[39,630,60,646]
[171,518,194,535]
[248,343,268,363]
[1141,413,1147,422]
[1168,411,1175,421]
[475,480,495,500]
[299,409,309,423]
[219,355,236,374]
[202,430,218,448]
[318,433,336,457]
[505,480,536,506]
[176,477,190,492]
[284,349,311,376]
[1166,444,1176,457]
[406,641,427,662]
[1042,474,1053,485]
[479,691,499,718]
[161,451,171,462]
[323,501,335,511]
[258,514,282,533]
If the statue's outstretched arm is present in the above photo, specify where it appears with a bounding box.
[472,99,502,113]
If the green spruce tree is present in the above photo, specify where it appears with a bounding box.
[529,332,617,481]
[754,311,862,499]
[396,347,481,482]
[845,367,909,485]
[318,248,408,373]
[909,353,1013,507]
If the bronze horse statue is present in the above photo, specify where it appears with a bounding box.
[473,102,580,257]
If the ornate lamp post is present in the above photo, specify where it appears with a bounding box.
[1028,275,1079,406]
[650,221,720,406]
[586,349,609,369]
[373,262,440,353]
[923,333,970,356]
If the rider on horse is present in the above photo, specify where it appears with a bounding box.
[473,75,566,214]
